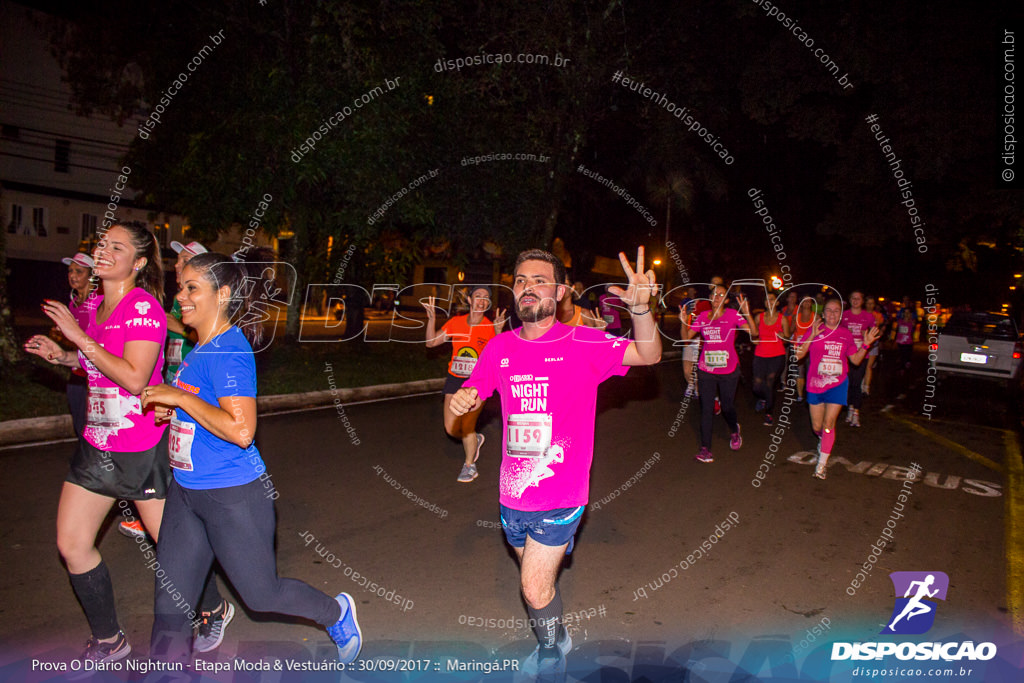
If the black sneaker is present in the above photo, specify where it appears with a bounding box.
[69,631,131,678]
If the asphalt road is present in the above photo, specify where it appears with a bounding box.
[0,346,1017,682]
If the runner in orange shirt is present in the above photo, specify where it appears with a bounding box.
[424,286,506,481]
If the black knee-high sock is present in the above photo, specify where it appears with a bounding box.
[69,561,119,639]
[527,585,564,652]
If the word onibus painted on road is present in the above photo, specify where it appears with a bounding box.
[786,451,1002,497]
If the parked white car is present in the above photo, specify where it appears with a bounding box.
[935,311,1024,387]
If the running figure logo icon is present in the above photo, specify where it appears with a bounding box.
[881,571,949,635]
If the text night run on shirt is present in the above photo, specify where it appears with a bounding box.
[510,381,549,412]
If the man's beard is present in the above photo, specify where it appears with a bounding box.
[515,296,556,323]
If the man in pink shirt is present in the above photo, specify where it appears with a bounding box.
[451,246,661,676]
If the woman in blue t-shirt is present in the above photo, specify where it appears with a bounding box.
[142,251,362,663]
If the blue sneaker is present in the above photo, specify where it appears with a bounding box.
[327,593,362,663]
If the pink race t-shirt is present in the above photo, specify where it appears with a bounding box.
[841,310,876,349]
[691,309,748,374]
[80,288,167,451]
[70,292,99,329]
[801,325,858,393]
[464,322,630,511]
[895,315,916,345]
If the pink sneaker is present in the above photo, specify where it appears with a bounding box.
[729,424,742,450]
[695,447,714,463]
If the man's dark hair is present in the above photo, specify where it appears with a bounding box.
[514,249,566,285]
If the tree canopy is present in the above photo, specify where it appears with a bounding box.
[42,0,1021,317]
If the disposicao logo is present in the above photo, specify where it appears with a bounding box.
[881,571,948,635]
[831,571,997,662]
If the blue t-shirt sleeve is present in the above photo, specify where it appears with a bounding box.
[211,345,257,399]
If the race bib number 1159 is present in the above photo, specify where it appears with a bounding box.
[507,413,553,458]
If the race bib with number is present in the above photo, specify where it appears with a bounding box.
[507,413,553,458]
[167,338,184,366]
[86,386,122,429]
[450,356,477,378]
[168,418,196,471]
[817,357,843,379]
[704,350,730,369]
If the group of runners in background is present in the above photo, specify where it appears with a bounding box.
[428,273,921,484]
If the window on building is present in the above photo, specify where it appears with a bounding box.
[54,140,71,173]
[7,204,22,233]
[32,207,47,236]
[81,213,98,244]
